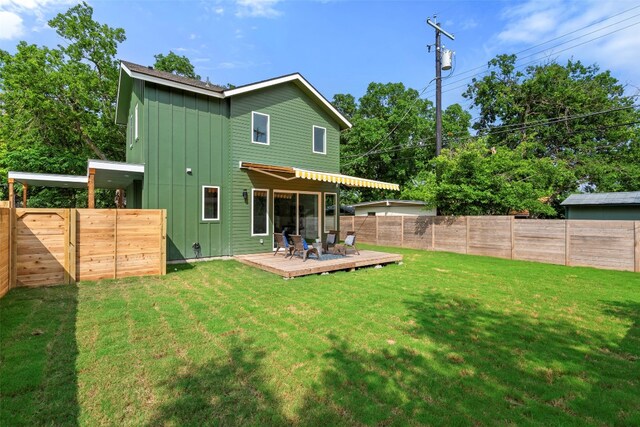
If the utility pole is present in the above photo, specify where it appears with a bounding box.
[427,17,454,156]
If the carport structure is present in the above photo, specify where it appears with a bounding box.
[7,160,144,208]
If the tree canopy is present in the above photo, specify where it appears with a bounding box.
[334,82,471,203]
[463,54,640,193]
[153,51,200,80]
[0,2,126,206]
[402,140,575,217]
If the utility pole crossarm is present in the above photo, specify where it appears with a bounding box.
[426,18,455,41]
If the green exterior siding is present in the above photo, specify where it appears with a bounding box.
[565,205,640,220]
[228,83,341,255]
[142,83,229,260]
[121,76,344,260]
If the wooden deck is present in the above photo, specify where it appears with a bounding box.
[235,249,403,278]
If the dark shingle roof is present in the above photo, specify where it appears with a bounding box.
[560,191,640,206]
[121,60,225,93]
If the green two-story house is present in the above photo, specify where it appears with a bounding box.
[115,61,398,261]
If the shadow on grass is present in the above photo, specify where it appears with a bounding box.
[0,285,79,425]
[294,293,639,425]
[146,338,287,426]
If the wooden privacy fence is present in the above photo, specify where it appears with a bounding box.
[340,216,640,273]
[0,208,167,298]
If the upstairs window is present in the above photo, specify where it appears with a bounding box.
[252,112,270,145]
[313,126,326,154]
[202,186,220,221]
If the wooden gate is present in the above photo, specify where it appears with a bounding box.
[15,209,71,287]
[1,208,166,298]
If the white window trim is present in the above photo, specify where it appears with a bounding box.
[251,188,270,236]
[134,103,139,141]
[201,185,220,221]
[312,125,326,154]
[324,192,338,233]
[251,111,270,145]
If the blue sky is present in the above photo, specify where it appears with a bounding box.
[1,0,639,113]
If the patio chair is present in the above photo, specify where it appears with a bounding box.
[344,231,360,255]
[290,235,319,262]
[323,230,338,253]
[274,233,294,257]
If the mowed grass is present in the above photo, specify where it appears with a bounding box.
[1,245,639,426]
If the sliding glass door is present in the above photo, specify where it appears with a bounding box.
[273,191,320,245]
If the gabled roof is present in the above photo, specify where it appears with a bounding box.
[121,61,226,95]
[116,61,352,129]
[560,191,640,206]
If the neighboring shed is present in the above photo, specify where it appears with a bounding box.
[352,200,435,217]
[560,191,640,220]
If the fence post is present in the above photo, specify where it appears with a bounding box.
[69,209,77,283]
[10,208,17,289]
[431,217,435,250]
[161,210,167,275]
[565,220,570,267]
[401,215,404,248]
[63,209,70,285]
[465,216,470,254]
[510,216,515,260]
[113,210,118,279]
[635,221,639,273]
[376,215,379,245]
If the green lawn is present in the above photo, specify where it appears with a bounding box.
[1,245,639,426]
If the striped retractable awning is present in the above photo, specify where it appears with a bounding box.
[240,162,400,191]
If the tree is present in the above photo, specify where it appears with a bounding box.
[153,51,200,80]
[335,83,436,203]
[463,54,640,192]
[0,2,126,206]
[402,140,575,217]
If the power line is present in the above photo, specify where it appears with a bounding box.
[424,6,640,97]
[340,7,640,167]
[341,104,638,162]
[426,17,640,98]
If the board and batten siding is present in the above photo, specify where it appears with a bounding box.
[143,83,230,260]
[228,82,342,254]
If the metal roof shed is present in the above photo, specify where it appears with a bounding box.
[560,191,640,220]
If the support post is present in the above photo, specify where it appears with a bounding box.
[8,178,14,208]
[88,168,95,209]
[22,183,27,208]
[435,27,442,156]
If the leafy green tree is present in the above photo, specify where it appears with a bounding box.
[463,54,640,192]
[402,140,575,217]
[335,83,436,202]
[0,2,125,206]
[153,51,200,80]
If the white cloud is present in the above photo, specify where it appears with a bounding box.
[492,0,640,87]
[0,0,76,39]
[0,10,24,39]
[460,18,478,31]
[235,0,282,18]
[214,6,224,15]
[189,33,197,40]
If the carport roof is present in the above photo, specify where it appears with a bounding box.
[8,160,144,190]
[8,171,88,188]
